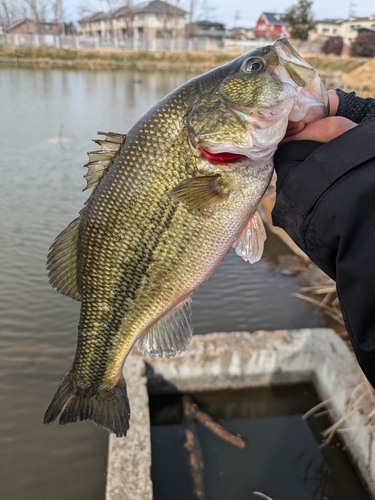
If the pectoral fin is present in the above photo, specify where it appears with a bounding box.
[233,210,266,264]
[137,298,193,358]
[168,175,229,211]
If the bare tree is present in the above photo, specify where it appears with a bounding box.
[121,0,134,39]
[0,0,23,29]
[51,0,64,32]
[77,0,129,38]
[185,0,216,38]
[23,0,49,25]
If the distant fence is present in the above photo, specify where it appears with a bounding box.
[0,33,267,52]
[0,33,326,54]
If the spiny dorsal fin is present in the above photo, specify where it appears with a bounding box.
[83,131,126,192]
[137,298,193,358]
[168,174,229,211]
[47,217,81,300]
[233,209,266,264]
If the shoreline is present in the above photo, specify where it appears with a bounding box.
[0,46,240,71]
[0,45,369,73]
[2,46,373,95]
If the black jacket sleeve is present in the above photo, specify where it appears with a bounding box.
[272,119,375,388]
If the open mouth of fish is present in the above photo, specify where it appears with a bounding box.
[197,146,275,165]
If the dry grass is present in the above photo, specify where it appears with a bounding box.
[294,284,344,326]
[303,375,375,450]
[296,280,375,449]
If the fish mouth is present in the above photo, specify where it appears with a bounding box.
[199,148,248,164]
[272,36,329,121]
[198,145,275,165]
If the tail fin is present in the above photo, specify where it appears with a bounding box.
[43,371,130,437]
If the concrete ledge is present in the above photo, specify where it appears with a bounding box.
[106,353,153,500]
[106,329,375,498]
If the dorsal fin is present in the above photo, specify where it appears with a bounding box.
[137,298,193,358]
[47,131,126,301]
[83,131,126,192]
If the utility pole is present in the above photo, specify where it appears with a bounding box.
[348,0,356,18]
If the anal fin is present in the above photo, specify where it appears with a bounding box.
[137,298,193,358]
[233,209,266,264]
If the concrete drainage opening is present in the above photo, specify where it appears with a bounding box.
[149,384,369,500]
[106,329,375,500]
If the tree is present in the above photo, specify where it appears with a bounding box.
[350,29,375,58]
[0,0,23,29]
[321,36,343,56]
[283,0,315,41]
[185,0,216,38]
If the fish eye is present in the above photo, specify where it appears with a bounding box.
[243,57,265,73]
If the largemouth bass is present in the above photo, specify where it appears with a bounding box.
[44,37,328,436]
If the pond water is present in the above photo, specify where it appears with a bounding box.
[1,66,330,499]
[150,385,370,500]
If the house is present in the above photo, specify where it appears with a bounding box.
[77,12,108,38]
[313,18,345,39]
[5,18,62,36]
[133,0,186,40]
[228,26,255,41]
[78,0,187,40]
[341,15,375,45]
[312,15,375,46]
[187,20,226,40]
[253,12,290,40]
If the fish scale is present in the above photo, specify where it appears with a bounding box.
[44,37,328,436]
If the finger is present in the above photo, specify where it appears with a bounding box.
[281,117,356,143]
[327,89,339,116]
[285,121,305,136]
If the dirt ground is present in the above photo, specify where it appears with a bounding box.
[341,58,375,96]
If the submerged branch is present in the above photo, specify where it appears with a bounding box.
[183,395,247,448]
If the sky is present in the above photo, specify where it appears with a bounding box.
[63,0,375,28]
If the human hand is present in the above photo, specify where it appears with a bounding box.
[282,90,357,143]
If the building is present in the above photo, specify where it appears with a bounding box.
[187,20,226,41]
[253,12,290,40]
[313,18,345,39]
[5,18,62,36]
[133,0,186,40]
[313,15,375,46]
[78,0,187,40]
[228,26,255,41]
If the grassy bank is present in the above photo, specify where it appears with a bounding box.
[0,45,239,70]
[0,45,369,73]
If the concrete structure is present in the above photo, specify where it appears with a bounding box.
[106,329,375,499]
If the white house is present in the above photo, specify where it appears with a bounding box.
[78,0,187,41]
[314,15,375,46]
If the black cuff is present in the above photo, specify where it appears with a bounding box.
[274,140,323,193]
[336,88,375,123]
